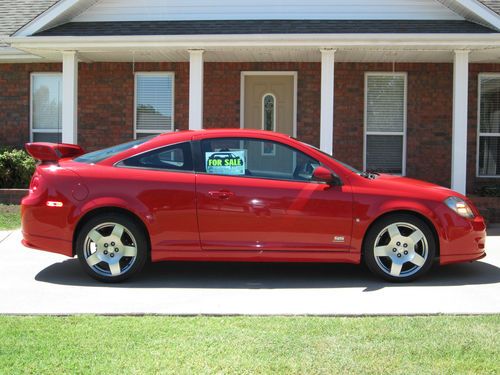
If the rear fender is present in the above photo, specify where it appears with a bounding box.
[71,197,153,229]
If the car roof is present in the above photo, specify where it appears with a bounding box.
[97,128,293,166]
[157,128,292,140]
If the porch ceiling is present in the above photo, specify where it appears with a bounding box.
[6,45,500,64]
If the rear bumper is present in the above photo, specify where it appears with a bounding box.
[21,232,73,257]
[21,195,73,257]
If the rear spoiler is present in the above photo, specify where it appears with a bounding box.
[25,142,85,163]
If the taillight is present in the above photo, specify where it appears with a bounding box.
[29,175,40,194]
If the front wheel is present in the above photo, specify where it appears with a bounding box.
[363,214,436,282]
[76,213,148,282]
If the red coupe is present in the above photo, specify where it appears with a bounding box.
[22,129,486,282]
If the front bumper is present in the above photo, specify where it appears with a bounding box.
[439,214,487,265]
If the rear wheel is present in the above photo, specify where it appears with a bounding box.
[364,214,435,282]
[76,213,147,282]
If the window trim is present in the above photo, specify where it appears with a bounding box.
[134,71,175,139]
[476,73,500,178]
[30,72,62,142]
[363,72,407,176]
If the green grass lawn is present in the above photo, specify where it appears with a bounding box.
[0,204,20,230]
[0,315,498,374]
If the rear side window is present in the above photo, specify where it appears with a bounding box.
[75,136,156,164]
[119,142,193,171]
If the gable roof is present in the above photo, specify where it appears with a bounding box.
[0,0,59,36]
[2,0,500,37]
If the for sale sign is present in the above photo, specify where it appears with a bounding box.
[205,151,246,175]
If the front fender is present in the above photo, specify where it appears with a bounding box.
[351,197,447,256]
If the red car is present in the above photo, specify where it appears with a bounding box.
[22,129,486,283]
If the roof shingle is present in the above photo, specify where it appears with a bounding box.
[34,19,497,37]
[0,0,59,36]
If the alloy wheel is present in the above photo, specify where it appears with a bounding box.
[372,222,429,278]
[83,222,138,277]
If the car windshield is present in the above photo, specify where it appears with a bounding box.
[298,140,361,174]
[75,135,157,164]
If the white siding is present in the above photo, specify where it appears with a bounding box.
[40,0,100,32]
[73,0,463,22]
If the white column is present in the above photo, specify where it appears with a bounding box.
[188,49,204,130]
[62,51,78,144]
[320,48,336,155]
[451,50,469,195]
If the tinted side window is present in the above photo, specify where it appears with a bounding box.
[75,135,156,164]
[200,138,320,182]
[120,142,193,171]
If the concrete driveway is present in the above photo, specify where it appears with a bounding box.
[0,228,499,315]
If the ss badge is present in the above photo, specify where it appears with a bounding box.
[332,235,345,243]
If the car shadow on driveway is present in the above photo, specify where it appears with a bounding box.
[35,259,500,292]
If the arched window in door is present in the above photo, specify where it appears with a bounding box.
[262,93,276,155]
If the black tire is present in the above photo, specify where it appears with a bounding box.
[363,213,436,282]
[76,213,148,282]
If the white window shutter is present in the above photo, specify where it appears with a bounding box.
[136,74,174,134]
[365,74,406,174]
[478,76,500,176]
[31,74,62,142]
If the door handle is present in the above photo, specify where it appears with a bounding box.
[208,190,234,199]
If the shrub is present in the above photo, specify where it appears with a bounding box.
[0,149,36,188]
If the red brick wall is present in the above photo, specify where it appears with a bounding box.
[334,63,453,188]
[204,62,457,188]
[203,62,321,146]
[79,62,189,151]
[1,61,499,193]
[0,62,188,152]
[0,63,61,148]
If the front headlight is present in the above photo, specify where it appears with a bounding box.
[444,196,474,219]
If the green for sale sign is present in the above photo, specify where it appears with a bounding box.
[205,151,246,175]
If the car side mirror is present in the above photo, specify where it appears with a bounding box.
[312,166,342,186]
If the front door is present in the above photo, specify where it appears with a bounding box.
[244,74,296,179]
[243,74,294,135]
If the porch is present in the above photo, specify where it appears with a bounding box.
[6,38,500,194]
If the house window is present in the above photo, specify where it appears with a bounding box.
[364,73,407,175]
[262,93,276,155]
[478,75,500,177]
[135,73,174,138]
[31,73,62,142]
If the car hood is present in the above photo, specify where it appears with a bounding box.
[365,173,463,200]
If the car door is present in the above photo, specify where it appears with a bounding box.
[194,136,353,252]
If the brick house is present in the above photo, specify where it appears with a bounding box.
[1,0,500,200]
